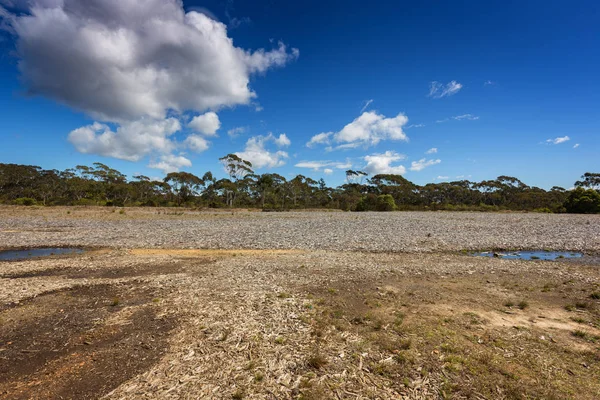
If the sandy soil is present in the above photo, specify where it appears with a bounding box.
[0,207,599,399]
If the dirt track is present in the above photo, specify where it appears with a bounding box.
[1,208,599,399]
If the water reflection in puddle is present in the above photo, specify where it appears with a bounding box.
[470,251,582,261]
[0,248,84,261]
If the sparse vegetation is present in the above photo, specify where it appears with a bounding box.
[1,207,599,399]
[306,352,328,369]
[518,300,529,310]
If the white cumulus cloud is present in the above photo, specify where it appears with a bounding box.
[3,0,298,122]
[425,147,438,154]
[274,133,291,147]
[3,0,298,168]
[68,118,181,162]
[363,151,406,175]
[410,158,441,172]
[323,168,333,175]
[235,133,290,169]
[306,132,333,148]
[307,111,408,150]
[428,80,462,99]
[184,135,210,153]
[546,136,570,145]
[573,143,580,149]
[188,112,220,136]
[148,154,192,174]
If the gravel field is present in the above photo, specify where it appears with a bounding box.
[1,207,599,399]
[0,207,599,253]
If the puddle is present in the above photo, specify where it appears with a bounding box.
[470,250,583,261]
[0,247,85,261]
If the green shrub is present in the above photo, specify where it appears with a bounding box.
[14,197,37,206]
[376,194,397,211]
[356,194,397,211]
[564,188,600,214]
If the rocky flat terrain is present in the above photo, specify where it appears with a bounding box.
[0,206,598,253]
[0,207,599,399]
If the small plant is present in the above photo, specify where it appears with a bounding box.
[327,288,338,295]
[110,298,120,307]
[564,304,575,312]
[243,361,256,371]
[518,301,529,310]
[119,209,125,214]
[590,292,600,300]
[504,300,514,307]
[575,302,589,309]
[372,319,383,331]
[274,336,285,344]
[276,292,291,299]
[530,256,540,260]
[67,211,71,214]
[232,389,245,399]
[570,317,586,324]
[572,330,587,338]
[254,372,264,382]
[307,352,328,369]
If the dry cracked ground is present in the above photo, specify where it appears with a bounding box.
[0,206,599,399]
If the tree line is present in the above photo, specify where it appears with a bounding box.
[1,156,599,213]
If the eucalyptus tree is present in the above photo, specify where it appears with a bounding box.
[164,171,203,206]
[218,154,253,207]
[575,173,600,190]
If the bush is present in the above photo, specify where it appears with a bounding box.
[376,194,397,211]
[564,188,600,214]
[14,197,37,206]
[356,194,397,211]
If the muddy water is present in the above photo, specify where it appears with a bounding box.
[0,248,84,261]
[471,250,583,261]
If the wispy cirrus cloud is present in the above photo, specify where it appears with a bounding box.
[227,126,248,138]
[428,80,463,99]
[453,114,479,121]
[425,148,438,154]
[295,160,352,172]
[436,114,479,123]
[360,99,374,113]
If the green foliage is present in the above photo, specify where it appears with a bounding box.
[356,194,397,211]
[376,194,397,211]
[14,197,37,206]
[0,161,596,214]
[564,187,600,214]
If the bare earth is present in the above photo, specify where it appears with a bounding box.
[0,206,599,399]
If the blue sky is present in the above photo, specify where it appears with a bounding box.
[0,0,598,189]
